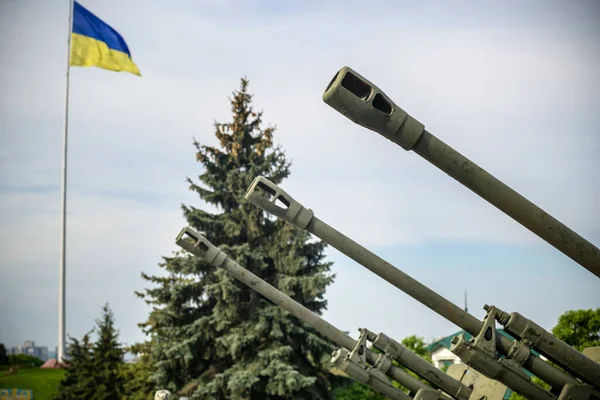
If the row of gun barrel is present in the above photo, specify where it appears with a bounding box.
[173,66,600,400]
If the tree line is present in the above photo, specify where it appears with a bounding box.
[46,78,600,400]
[0,346,44,368]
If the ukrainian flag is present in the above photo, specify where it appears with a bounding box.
[70,1,141,76]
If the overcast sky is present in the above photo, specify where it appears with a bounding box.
[1,0,599,352]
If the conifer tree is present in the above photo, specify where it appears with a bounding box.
[0,343,8,365]
[136,78,342,399]
[92,304,125,400]
[54,333,96,400]
[54,304,125,400]
[120,342,156,400]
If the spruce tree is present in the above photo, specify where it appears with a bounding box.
[0,343,8,365]
[54,333,96,400]
[136,78,342,399]
[92,303,125,400]
[54,304,125,400]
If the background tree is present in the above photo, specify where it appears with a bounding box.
[136,78,342,399]
[54,303,125,400]
[401,335,431,361]
[120,342,156,400]
[332,381,386,400]
[552,308,600,352]
[54,333,96,400]
[92,304,125,400]
[5,354,43,367]
[0,343,8,365]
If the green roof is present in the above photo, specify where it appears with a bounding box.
[426,329,473,353]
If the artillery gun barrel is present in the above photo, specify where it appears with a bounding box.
[494,307,600,386]
[174,227,432,397]
[244,177,577,398]
[320,66,600,280]
[366,330,471,399]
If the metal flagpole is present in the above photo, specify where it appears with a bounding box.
[58,0,74,363]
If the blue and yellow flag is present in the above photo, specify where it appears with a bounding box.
[70,1,141,76]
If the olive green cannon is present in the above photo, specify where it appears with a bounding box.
[244,176,600,400]
[320,66,600,280]
[175,227,512,400]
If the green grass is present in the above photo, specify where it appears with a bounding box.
[0,368,64,400]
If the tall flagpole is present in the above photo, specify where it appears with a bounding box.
[58,0,74,363]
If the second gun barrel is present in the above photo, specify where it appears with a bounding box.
[175,228,430,396]
[307,216,576,392]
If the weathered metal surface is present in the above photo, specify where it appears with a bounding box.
[447,364,509,400]
[557,383,595,400]
[583,346,600,363]
[494,306,600,385]
[450,334,553,400]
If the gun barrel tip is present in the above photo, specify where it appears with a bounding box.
[175,227,188,242]
[175,226,202,247]
[244,176,262,199]
[324,68,349,95]
[334,65,351,74]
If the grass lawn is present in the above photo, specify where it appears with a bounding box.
[0,368,64,400]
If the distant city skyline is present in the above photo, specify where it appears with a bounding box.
[5,340,53,362]
[3,339,140,362]
[3,340,55,349]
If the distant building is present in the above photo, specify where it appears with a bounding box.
[48,348,57,360]
[9,341,49,361]
[36,346,48,361]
